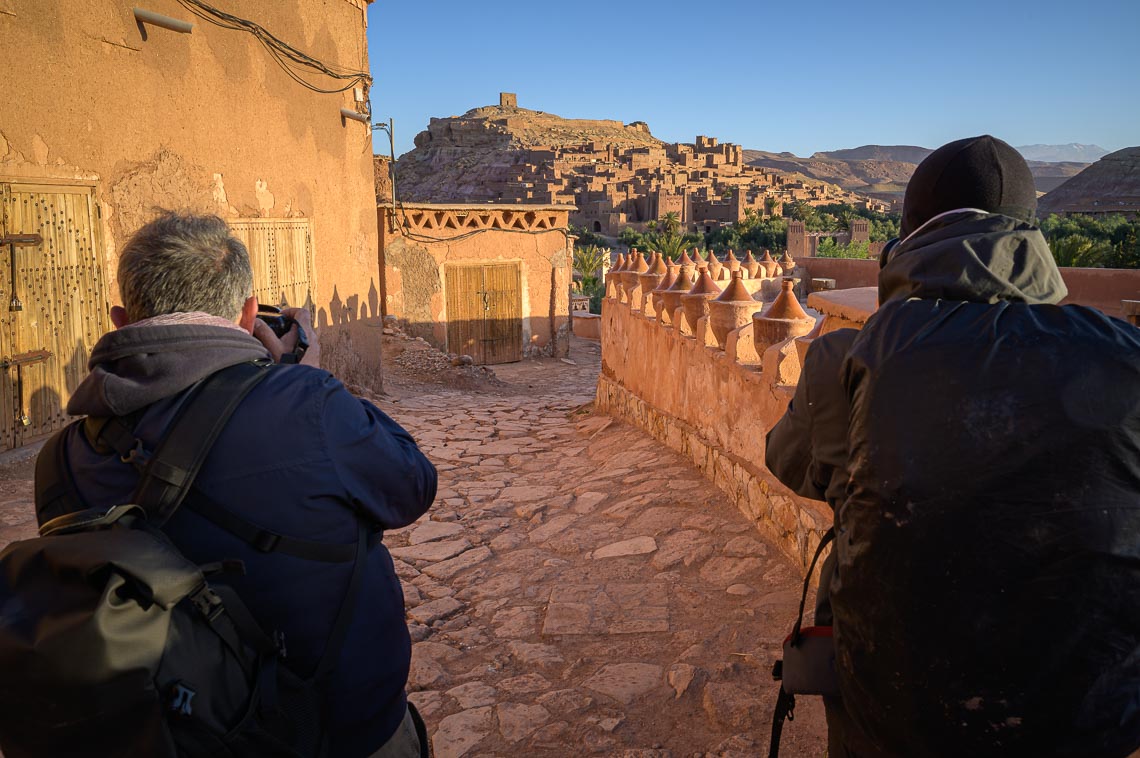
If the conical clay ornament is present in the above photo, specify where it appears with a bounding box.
[680,264,722,335]
[760,249,779,278]
[743,250,760,278]
[753,277,815,354]
[652,262,680,324]
[620,250,649,304]
[708,269,763,349]
[639,252,670,316]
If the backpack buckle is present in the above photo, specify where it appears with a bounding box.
[169,682,196,716]
[190,586,224,621]
[274,630,287,658]
[120,439,150,467]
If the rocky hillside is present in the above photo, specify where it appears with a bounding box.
[1038,147,1140,216]
[744,145,1089,200]
[395,104,662,202]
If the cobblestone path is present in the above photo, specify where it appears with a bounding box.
[0,338,828,756]
[380,340,827,757]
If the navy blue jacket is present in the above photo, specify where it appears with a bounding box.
[37,322,436,757]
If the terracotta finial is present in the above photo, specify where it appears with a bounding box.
[678,249,694,267]
[760,249,779,278]
[631,250,649,274]
[715,268,753,302]
[687,265,722,296]
[614,253,628,272]
[647,251,669,275]
[706,250,723,280]
[743,250,760,278]
[764,278,810,321]
[665,263,693,291]
[656,262,679,292]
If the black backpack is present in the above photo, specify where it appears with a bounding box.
[0,361,369,757]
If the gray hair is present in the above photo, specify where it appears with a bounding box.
[118,212,253,322]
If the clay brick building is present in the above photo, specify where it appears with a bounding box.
[787,218,873,257]
[0,0,380,452]
[458,97,863,237]
[378,203,573,364]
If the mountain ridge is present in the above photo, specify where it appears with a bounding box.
[743,144,1092,199]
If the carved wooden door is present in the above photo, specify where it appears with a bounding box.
[0,180,111,451]
[229,219,317,314]
[445,263,522,365]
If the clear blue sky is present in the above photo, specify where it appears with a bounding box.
[367,0,1138,159]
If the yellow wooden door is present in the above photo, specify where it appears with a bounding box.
[0,181,111,450]
[482,263,522,364]
[229,219,316,313]
[445,263,522,365]
[445,264,487,364]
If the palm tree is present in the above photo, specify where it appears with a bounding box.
[1050,235,1108,268]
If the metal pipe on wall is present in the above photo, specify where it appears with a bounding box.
[133,8,194,34]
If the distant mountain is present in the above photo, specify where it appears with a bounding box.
[1038,147,1140,217]
[1017,144,1109,163]
[744,144,1090,200]
[814,145,933,164]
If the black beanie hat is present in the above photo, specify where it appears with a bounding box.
[900,135,1037,238]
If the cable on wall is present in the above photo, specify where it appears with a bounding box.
[174,0,372,98]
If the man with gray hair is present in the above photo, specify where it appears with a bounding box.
[36,211,436,757]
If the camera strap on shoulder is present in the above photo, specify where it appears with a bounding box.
[769,526,835,758]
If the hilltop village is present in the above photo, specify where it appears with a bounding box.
[390,94,881,236]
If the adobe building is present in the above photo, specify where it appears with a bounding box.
[787,218,880,257]
[378,203,573,364]
[0,0,379,452]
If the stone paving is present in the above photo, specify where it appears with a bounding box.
[379,339,827,757]
[0,337,828,756]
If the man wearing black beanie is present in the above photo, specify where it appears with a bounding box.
[767,136,1140,757]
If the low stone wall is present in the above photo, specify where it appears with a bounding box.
[799,257,879,289]
[1058,267,1140,319]
[595,290,872,574]
[572,312,601,340]
[799,257,1140,319]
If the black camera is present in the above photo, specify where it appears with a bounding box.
[256,305,309,364]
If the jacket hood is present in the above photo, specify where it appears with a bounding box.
[879,210,1067,305]
[68,324,269,417]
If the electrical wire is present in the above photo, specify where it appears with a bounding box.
[175,0,372,100]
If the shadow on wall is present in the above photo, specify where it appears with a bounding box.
[317,279,382,328]
[314,278,385,394]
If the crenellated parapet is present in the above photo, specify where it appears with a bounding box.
[596,252,877,574]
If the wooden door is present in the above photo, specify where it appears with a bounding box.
[445,263,522,365]
[229,219,317,313]
[481,263,523,364]
[0,180,111,450]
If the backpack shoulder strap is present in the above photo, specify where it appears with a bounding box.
[134,360,274,526]
[34,420,91,524]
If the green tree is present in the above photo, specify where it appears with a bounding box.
[817,238,871,259]
[1049,235,1110,268]
[1039,213,1140,269]
[572,244,611,314]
